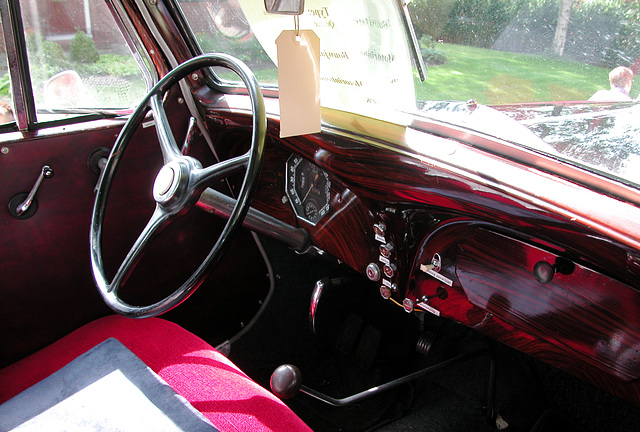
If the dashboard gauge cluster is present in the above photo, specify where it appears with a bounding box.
[286,154,331,226]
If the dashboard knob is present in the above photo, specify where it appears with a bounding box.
[366,263,381,281]
[373,222,386,236]
[379,243,394,258]
[533,258,575,284]
[533,261,555,284]
[383,263,397,278]
[402,298,414,313]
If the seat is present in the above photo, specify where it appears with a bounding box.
[0,315,311,432]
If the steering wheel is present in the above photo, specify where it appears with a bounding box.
[90,54,266,318]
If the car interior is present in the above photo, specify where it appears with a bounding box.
[1,0,640,431]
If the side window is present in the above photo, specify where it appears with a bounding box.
[0,16,14,124]
[17,0,148,121]
[178,0,276,85]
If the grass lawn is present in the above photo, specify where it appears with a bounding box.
[415,43,613,105]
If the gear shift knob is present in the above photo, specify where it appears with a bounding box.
[270,364,302,399]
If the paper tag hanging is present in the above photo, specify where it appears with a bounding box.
[276,30,321,138]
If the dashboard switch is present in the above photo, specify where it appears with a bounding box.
[383,263,397,278]
[533,257,575,284]
[533,261,555,284]
[373,222,386,236]
[366,263,381,281]
[379,243,394,258]
[402,298,414,313]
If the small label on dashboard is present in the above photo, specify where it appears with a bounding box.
[379,255,390,266]
[416,302,440,316]
[421,267,453,286]
[375,234,386,243]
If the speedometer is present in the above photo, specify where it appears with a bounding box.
[286,154,331,226]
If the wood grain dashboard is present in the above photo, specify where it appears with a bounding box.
[407,223,640,404]
[208,108,640,406]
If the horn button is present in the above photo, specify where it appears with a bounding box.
[153,162,187,204]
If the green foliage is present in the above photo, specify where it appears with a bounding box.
[23,32,141,108]
[409,0,457,38]
[422,48,448,65]
[27,40,70,86]
[75,54,140,77]
[443,0,514,48]
[419,35,448,65]
[69,31,99,64]
[419,34,437,49]
[19,27,145,108]
[41,41,70,70]
[0,74,10,98]
[25,31,41,55]
[603,1,640,68]
[410,0,515,48]
[547,0,628,66]
[409,0,638,67]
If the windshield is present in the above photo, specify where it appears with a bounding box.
[178,0,640,188]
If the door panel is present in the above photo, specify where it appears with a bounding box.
[0,102,272,367]
[0,121,126,367]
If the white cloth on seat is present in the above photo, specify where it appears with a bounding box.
[0,338,217,432]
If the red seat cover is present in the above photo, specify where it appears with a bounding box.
[0,315,311,432]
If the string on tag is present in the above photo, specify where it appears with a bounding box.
[294,15,300,39]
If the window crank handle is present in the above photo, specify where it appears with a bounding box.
[16,165,54,217]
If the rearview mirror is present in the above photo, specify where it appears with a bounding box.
[264,0,304,15]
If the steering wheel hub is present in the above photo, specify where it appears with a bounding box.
[153,164,177,198]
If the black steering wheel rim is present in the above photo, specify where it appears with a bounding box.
[90,53,266,318]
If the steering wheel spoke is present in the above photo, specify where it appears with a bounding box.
[90,53,266,318]
[108,205,173,294]
[150,94,183,164]
[193,152,249,190]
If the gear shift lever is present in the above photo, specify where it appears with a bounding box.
[270,348,495,412]
[270,364,302,399]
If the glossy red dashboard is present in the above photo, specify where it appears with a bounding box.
[205,98,640,406]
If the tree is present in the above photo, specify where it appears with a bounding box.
[551,0,573,56]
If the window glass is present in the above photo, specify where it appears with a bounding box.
[180,0,277,85]
[181,0,416,119]
[181,0,640,188]
[407,0,639,104]
[0,16,14,124]
[404,0,640,185]
[19,0,148,120]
